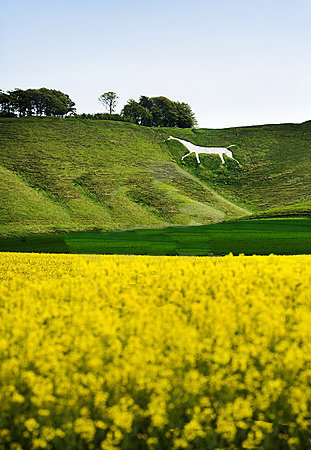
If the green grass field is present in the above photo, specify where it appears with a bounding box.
[0,218,310,256]
[0,118,248,236]
[247,200,311,219]
[1,118,311,238]
[161,122,311,213]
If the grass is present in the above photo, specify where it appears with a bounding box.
[247,200,311,219]
[0,218,310,256]
[0,118,248,236]
[161,122,311,212]
[1,118,311,238]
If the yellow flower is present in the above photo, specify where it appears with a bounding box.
[0,252,310,448]
[74,418,96,442]
[24,419,39,433]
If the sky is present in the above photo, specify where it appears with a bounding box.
[1,0,311,128]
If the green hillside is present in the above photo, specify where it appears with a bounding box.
[0,118,247,236]
[162,121,311,212]
[0,117,310,236]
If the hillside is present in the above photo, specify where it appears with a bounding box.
[0,118,247,236]
[162,122,311,212]
[0,118,310,236]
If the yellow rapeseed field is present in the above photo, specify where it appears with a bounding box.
[0,252,310,449]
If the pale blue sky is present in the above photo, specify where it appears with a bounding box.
[1,0,311,128]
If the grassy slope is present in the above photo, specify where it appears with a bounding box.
[1,118,311,236]
[161,121,311,212]
[0,118,247,236]
[247,200,311,219]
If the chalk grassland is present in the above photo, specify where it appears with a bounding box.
[0,253,310,449]
[0,118,247,237]
[1,118,311,237]
[162,121,311,214]
[248,200,311,219]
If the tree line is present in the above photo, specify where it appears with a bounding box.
[121,96,197,128]
[97,92,197,128]
[0,89,197,128]
[0,88,76,117]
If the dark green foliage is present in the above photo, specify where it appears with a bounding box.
[121,95,197,128]
[0,90,16,117]
[139,95,154,111]
[150,96,179,127]
[0,88,76,117]
[175,101,197,128]
[121,99,153,126]
[7,89,32,117]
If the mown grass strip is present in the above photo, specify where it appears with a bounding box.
[0,219,311,255]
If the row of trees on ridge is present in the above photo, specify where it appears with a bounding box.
[0,88,76,117]
[97,91,196,128]
[121,95,197,128]
[0,89,197,128]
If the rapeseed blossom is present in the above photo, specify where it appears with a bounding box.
[0,252,310,448]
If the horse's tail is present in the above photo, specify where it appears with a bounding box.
[227,144,236,148]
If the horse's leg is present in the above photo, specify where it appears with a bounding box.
[195,152,200,164]
[219,153,225,164]
[181,152,192,160]
[227,154,240,164]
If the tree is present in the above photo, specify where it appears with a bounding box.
[98,92,118,114]
[151,97,178,127]
[0,90,15,117]
[8,89,32,117]
[135,95,197,128]
[139,95,154,111]
[41,89,76,116]
[121,99,152,126]
[138,96,162,127]
[175,101,197,128]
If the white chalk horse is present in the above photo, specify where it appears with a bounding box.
[168,136,239,164]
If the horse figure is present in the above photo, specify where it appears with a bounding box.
[168,136,239,164]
